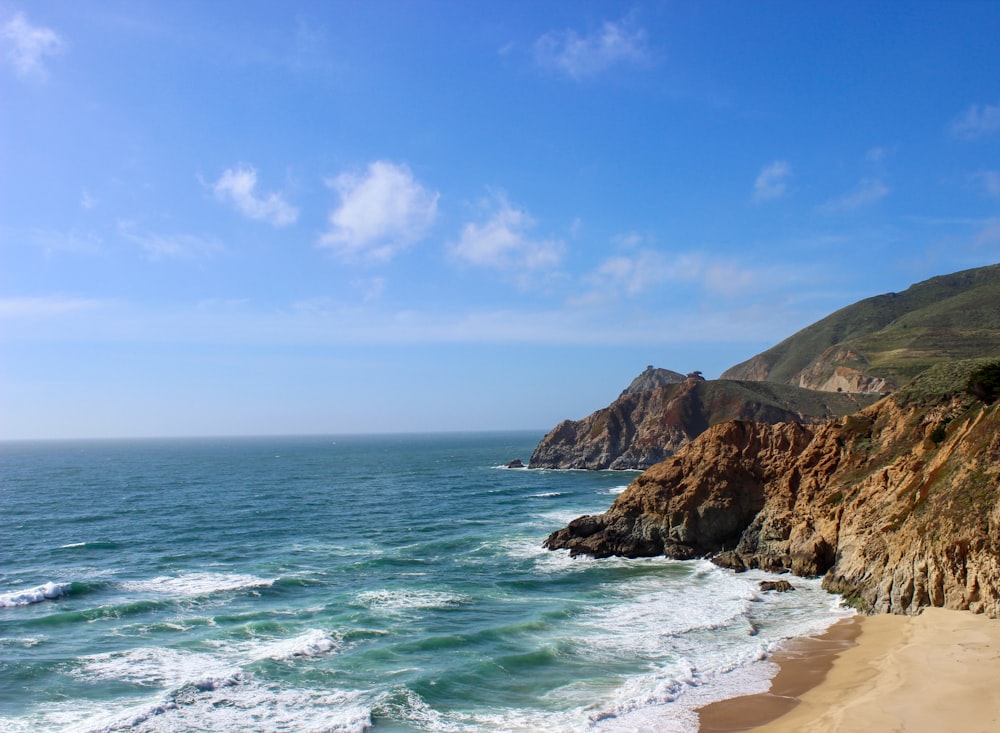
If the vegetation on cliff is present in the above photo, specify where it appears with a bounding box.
[722,263,1000,393]
[545,358,1000,616]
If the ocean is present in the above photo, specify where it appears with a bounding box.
[0,433,851,732]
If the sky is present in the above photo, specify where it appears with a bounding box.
[2,1,999,440]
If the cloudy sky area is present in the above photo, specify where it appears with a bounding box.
[2,1,999,439]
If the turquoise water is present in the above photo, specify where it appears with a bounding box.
[0,433,850,732]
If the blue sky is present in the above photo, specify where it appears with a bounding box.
[2,1,999,439]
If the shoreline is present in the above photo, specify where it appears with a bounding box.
[697,615,862,732]
[698,607,1000,733]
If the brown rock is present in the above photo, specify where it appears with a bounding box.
[545,378,1000,617]
[759,580,795,592]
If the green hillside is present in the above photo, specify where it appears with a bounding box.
[722,264,1000,391]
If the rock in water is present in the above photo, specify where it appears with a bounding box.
[760,580,795,593]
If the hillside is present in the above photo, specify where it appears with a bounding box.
[721,263,1000,393]
[528,375,877,470]
[545,359,1000,617]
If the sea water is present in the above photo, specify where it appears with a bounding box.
[0,433,851,732]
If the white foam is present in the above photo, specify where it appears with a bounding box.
[603,485,629,495]
[0,581,72,608]
[244,629,342,662]
[56,644,372,733]
[73,646,241,689]
[37,681,373,733]
[356,589,468,613]
[120,572,273,597]
[528,491,568,498]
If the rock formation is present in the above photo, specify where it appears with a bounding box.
[529,375,876,470]
[546,359,1000,617]
[619,365,686,395]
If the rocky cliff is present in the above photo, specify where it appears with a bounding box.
[529,375,876,470]
[545,359,1000,617]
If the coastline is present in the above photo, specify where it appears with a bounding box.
[699,607,1000,733]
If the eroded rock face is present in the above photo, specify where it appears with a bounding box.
[528,377,874,470]
[545,389,1000,617]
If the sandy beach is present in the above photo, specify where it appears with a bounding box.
[699,607,1000,733]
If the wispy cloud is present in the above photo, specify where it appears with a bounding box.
[818,178,889,213]
[753,161,792,202]
[319,161,438,263]
[951,101,1000,140]
[119,222,224,261]
[25,228,103,257]
[572,247,784,307]
[572,248,669,306]
[451,193,565,279]
[534,15,647,79]
[212,164,298,227]
[973,218,1000,250]
[973,170,1000,200]
[0,295,105,318]
[2,11,65,80]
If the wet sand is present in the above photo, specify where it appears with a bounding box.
[698,608,1000,733]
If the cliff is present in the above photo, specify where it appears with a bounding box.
[529,375,876,470]
[722,263,1000,394]
[545,359,1000,617]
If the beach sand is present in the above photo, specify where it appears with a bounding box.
[698,607,1000,733]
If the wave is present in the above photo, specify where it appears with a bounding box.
[119,572,274,598]
[527,491,567,498]
[245,629,342,662]
[0,581,77,608]
[57,647,373,733]
[74,646,241,689]
[57,540,121,551]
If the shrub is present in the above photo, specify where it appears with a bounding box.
[968,362,1000,404]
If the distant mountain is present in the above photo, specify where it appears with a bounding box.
[722,263,1000,393]
[528,373,876,470]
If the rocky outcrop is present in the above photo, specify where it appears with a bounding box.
[529,375,876,470]
[791,346,895,394]
[546,359,1000,617]
[620,366,686,396]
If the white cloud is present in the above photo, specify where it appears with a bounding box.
[952,101,1000,140]
[818,178,889,212]
[451,194,565,276]
[2,12,65,80]
[753,161,791,202]
[212,165,299,226]
[320,161,438,262]
[119,222,224,261]
[534,15,647,78]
